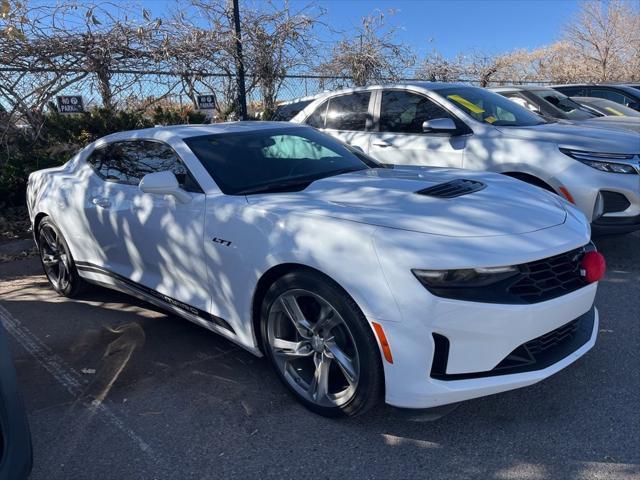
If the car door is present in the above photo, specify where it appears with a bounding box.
[84,140,209,313]
[367,89,466,168]
[305,91,374,152]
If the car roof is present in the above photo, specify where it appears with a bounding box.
[282,81,473,103]
[552,83,636,88]
[96,121,305,144]
[490,85,551,93]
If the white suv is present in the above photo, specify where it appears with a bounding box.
[291,83,640,234]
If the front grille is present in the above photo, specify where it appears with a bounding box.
[416,179,486,198]
[508,248,588,303]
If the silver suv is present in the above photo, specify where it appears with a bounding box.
[290,82,640,235]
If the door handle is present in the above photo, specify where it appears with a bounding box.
[91,197,111,208]
[372,141,391,148]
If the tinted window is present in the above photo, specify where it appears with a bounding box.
[272,100,313,121]
[184,127,371,194]
[379,91,454,133]
[591,89,632,106]
[87,140,201,192]
[306,99,329,128]
[554,86,584,96]
[324,93,371,131]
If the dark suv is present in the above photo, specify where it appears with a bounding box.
[552,84,640,111]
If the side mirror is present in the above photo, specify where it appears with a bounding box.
[422,118,458,134]
[139,171,191,203]
[628,102,640,111]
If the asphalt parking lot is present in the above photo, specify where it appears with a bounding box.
[0,233,638,480]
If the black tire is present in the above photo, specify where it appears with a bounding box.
[37,217,86,298]
[260,270,384,417]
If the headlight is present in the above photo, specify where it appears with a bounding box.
[412,265,519,288]
[560,148,638,174]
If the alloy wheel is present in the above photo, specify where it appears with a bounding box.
[39,224,71,292]
[267,289,360,408]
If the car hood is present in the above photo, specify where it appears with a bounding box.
[246,167,568,237]
[581,116,640,133]
[495,123,640,153]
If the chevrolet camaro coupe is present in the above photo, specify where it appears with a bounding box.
[27,122,605,417]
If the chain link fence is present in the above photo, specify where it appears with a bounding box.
[0,67,557,121]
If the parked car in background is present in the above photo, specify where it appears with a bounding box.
[27,122,605,417]
[572,96,640,118]
[552,84,640,111]
[291,83,640,234]
[491,86,640,133]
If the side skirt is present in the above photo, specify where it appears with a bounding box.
[74,261,262,357]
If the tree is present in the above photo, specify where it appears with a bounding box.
[562,0,640,82]
[417,49,465,82]
[319,10,415,86]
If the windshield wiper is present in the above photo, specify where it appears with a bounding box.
[235,167,366,195]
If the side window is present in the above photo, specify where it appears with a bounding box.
[556,86,582,96]
[86,143,139,185]
[324,92,371,131]
[591,89,628,105]
[380,91,453,133]
[87,141,202,192]
[306,100,329,128]
[272,100,312,121]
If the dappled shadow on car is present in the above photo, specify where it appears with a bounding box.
[2,244,638,480]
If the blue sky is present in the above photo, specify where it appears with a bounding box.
[137,0,580,58]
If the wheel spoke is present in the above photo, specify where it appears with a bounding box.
[309,352,331,402]
[272,338,312,358]
[279,295,313,337]
[42,253,59,266]
[325,341,357,385]
[57,261,66,285]
[41,228,57,252]
[313,306,341,335]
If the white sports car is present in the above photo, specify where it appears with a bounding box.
[27,122,605,417]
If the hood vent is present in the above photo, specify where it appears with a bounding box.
[416,179,486,198]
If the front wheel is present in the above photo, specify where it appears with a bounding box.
[260,270,384,417]
[37,217,85,297]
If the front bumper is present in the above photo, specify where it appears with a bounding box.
[558,162,640,234]
[380,304,598,409]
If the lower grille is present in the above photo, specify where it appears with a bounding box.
[601,191,631,214]
[430,307,595,381]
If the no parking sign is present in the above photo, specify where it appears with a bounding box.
[56,96,84,114]
[197,95,216,110]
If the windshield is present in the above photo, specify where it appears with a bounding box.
[184,127,372,194]
[577,97,640,117]
[436,86,546,126]
[529,89,595,120]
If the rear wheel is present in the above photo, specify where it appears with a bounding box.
[37,217,85,297]
[260,270,383,417]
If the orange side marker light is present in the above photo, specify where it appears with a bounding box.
[559,186,575,204]
[372,322,394,364]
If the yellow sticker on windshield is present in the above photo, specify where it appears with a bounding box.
[484,116,496,124]
[604,106,624,116]
[447,94,485,114]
